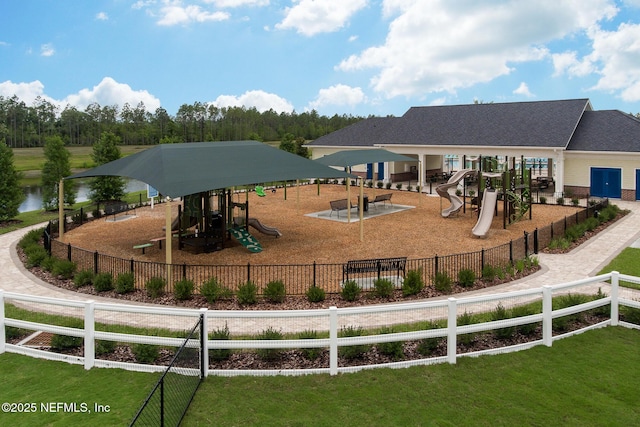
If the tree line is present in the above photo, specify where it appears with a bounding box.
[0,95,367,148]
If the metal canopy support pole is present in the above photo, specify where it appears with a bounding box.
[58,179,65,241]
[165,198,172,287]
[359,177,364,242]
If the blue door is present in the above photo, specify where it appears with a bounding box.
[590,167,621,198]
[636,170,640,200]
[366,163,373,180]
[377,162,384,180]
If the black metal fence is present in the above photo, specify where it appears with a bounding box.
[130,314,204,427]
[44,199,609,296]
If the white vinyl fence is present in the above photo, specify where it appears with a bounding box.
[1,271,640,376]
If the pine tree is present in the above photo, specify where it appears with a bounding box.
[41,136,75,210]
[0,140,25,220]
[89,132,126,202]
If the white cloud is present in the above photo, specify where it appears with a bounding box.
[40,43,55,57]
[96,12,109,20]
[211,90,294,113]
[157,3,230,26]
[0,80,52,105]
[308,84,366,110]
[338,0,617,99]
[206,0,269,7]
[513,82,534,97]
[63,77,162,111]
[276,0,368,36]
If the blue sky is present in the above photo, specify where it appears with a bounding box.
[2,0,640,118]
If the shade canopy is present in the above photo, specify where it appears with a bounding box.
[315,149,416,167]
[68,141,353,198]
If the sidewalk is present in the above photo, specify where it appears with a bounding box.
[2,200,640,304]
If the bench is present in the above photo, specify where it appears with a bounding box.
[371,193,393,208]
[329,199,355,218]
[133,243,153,254]
[104,200,135,220]
[534,176,555,190]
[343,257,407,282]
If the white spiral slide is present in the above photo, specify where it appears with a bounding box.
[436,169,476,217]
[472,189,498,238]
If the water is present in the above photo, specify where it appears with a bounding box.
[19,179,148,213]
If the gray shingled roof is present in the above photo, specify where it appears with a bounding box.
[567,110,640,152]
[309,99,592,149]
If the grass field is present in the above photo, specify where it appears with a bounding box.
[1,327,638,426]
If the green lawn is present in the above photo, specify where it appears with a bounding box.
[0,353,158,427]
[182,327,640,426]
[598,247,640,290]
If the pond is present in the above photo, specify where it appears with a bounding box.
[19,179,148,213]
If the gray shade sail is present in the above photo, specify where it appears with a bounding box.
[67,141,353,198]
[315,149,416,167]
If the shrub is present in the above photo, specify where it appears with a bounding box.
[377,327,404,360]
[52,259,76,279]
[72,211,88,224]
[74,269,94,288]
[96,340,116,356]
[457,310,476,347]
[548,237,571,250]
[94,273,114,292]
[24,245,49,268]
[41,255,56,272]
[115,272,135,294]
[200,277,232,303]
[514,259,526,273]
[491,303,515,340]
[457,269,475,288]
[621,306,640,324]
[416,322,442,356]
[306,286,326,303]
[256,327,283,361]
[367,180,374,188]
[132,344,159,364]
[19,228,44,249]
[407,185,413,192]
[6,326,27,340]
[341,280,361,302]
[395,183,403,190]
[264,280,286,303]
[539,196,547,204]
[299,329,321,360]
[338,326,369,360]
[376,181,384,188]
[145,276,166,298]
[433,271,452,293]
[209,324,231,361]
[372,278,394,299]
[556,197,565,205]
[571,197,579,206]
[237,281,258,305]
[50,334,82,351]
[482,264,497,281]
[511,304,539,336]
[92,209,102,219]
[402,269,425,296]
[385,182,392,190]
[174,278,195,301]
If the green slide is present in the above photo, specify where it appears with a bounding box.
[229,227,263,253]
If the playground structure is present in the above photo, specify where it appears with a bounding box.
[172,188,281,254]
[436,156,534,238]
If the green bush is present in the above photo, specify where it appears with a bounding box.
[132,344,159,364]
[95,340,116,356]
[256,327,283,361]
[457,311,476,347]
[18,228,44,249]
[416,322,443,356]
[306,286,326,303]
[385,182,392,190]
[237,281,258,305]
[209,324,231,361]
[115,272,135,294]
[376,181,384,188]
[372,278,394,299]
[174,278,195,301]
[52,259,76,279]
[377,327,404,360]
[74,269,94,288]
[457,269,475,288]
[6,326,28,340]
[341,280,361,302]
[94,272,114,292]
[145,276,166,298]
[200,277,232,303]
[482,264,497,281]
[556,197,565,205]
[50,334,82,351]
[511,304,539,336]
[621,306,640,324]
[491,303,515,340]
[548,237,571,250]
[402,269,425,296]
[395,183,403,190]
[299,329,321,360]
[41,255,56,272]
[24,245,49,268]
[366,180,373,188]
[433,271,452,293]
[264,280,286,303]
[338,326,369,360]
[539,196,547,204]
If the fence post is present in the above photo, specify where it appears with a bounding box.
[447,297,457,364]
[183,263,187,279]
[329,306,338,375]
[80,207,84,225]
[610,271,619,327]
[84,300,95,370]
[550,221,554,239]
[130,258,134,273]
[313,261,316,287]
[509,240,513,264]
[524,231,529,258]
[542,286,553,347]
[434,255,439,277]
[93,251,99,275]
[200,309,208,378]
[533,228,538,254]
[247,262,251,283]
[0,291,5,354]
[67,243,72,261]
[481,249,485,272]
